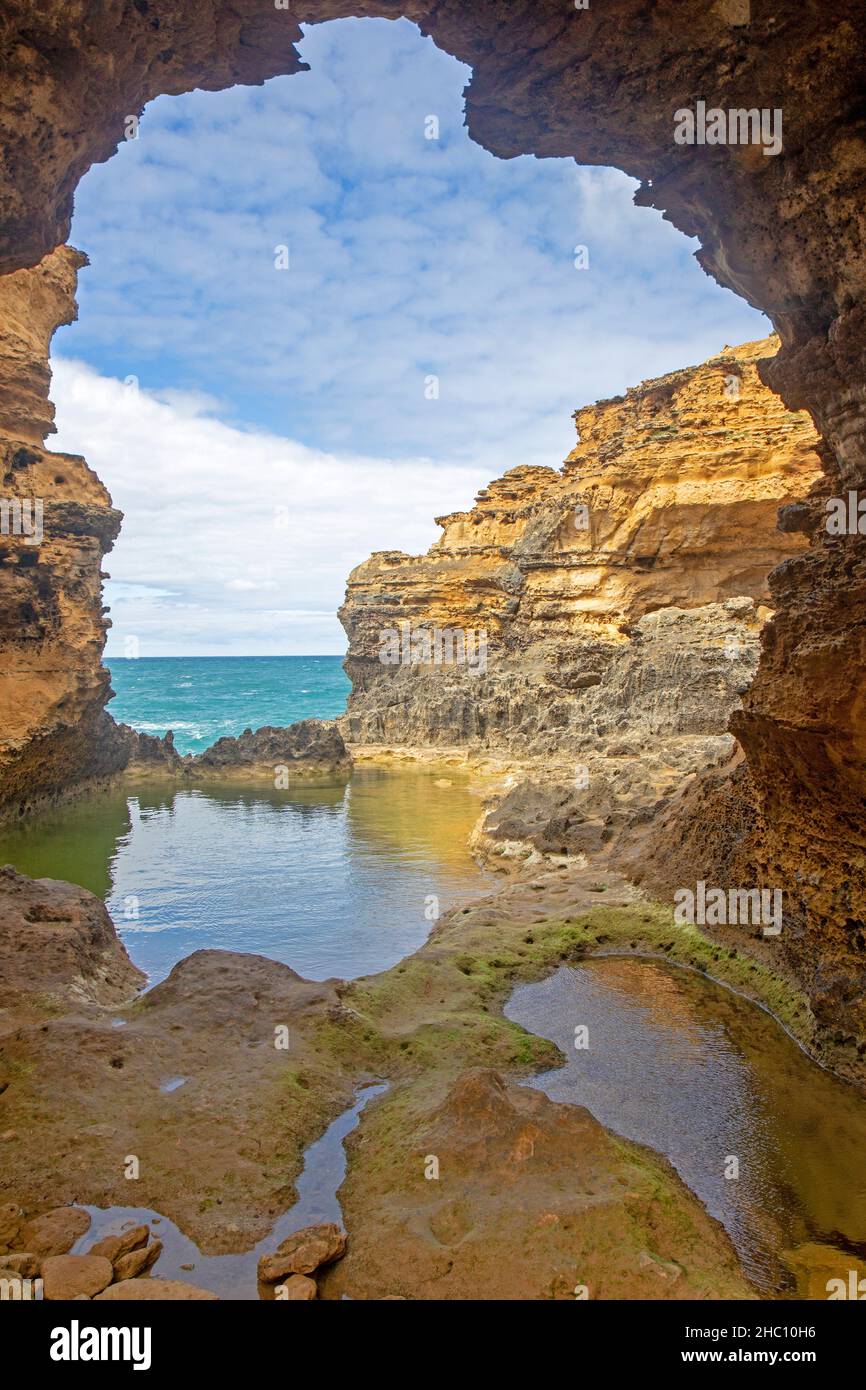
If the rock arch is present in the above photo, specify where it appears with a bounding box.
[0,1,864,1050]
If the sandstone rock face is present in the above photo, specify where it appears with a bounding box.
[0,247,126,821]
[0,3,863,1059]
[342,340,817,758]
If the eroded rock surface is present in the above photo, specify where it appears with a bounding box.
[0,4,864,1053]
[0,248,126,820]
[181,719,350,781]
[322,1068,754,1300]
[341,339,817,757]
[0,865,143,1018]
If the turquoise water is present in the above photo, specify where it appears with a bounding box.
[107,656,350,755]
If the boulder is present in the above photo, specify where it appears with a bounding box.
[114,1240,162,1281]
[88,1224,150,1264]
[275,1274,317,1301]
[95,1278,217,1301]
[41,1254,113,1300]
[18,1207,91,1258]
[257,1223,347,1283]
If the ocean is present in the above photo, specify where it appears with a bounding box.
[106,655,351,755]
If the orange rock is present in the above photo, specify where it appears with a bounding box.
[41,1253,113,1300]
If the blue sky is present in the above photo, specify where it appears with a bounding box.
[50,17,768,656]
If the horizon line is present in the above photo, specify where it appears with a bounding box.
[105,653,347,660]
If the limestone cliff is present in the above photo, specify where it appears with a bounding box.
[341,338,821,768]
[0,247,126,819]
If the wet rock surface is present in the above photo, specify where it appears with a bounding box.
[322,1068,754,1301]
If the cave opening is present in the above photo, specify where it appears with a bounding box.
[0,0,865,1313]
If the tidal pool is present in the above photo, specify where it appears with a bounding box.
[506,958,866,1296]
[70,1083,388,1299]
[0,767,491,984]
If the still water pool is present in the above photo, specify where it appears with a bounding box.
[0,767,491,985]
[506,959,866,1296]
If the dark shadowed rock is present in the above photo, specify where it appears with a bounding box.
[185,719,350,780]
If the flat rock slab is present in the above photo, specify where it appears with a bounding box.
[42,1254,113,1300]
[95,1278,218,1301]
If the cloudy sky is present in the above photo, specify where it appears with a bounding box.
[50,17,767,656]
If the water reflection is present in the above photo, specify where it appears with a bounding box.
[0,768,491,985]
[70,1083,387,1300]
[506,959,866,1294]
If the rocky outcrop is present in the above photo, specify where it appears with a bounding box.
[114,718,351,781]
[0,864,143,1018]
[341,341,820,879]
[183,719,351,781]
[0,2,864,1050]
[341,339,818,759]
[107,717,351,783]
[257,1222,347,1297]
[322,1068,754,1301]
[0,247,126,821]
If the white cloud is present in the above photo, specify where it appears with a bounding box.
[50,358,493,656]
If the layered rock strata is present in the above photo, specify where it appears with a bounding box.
[341,339,819,773]
[0,2,864,1049]
[0,247,126,820]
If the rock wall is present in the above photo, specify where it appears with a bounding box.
[341,338,820,765]
[0,247,127,820]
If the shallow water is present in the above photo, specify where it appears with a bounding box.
[0,767,491,985]
[70,1083,387,1299]
[506,959,866,1295]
